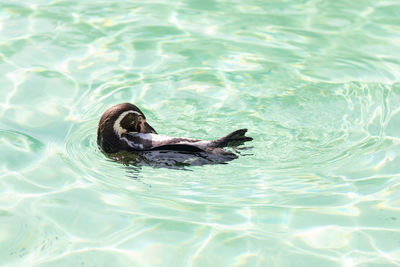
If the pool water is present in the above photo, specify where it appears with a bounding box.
[1,0,400,266]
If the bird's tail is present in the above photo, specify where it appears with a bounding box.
[212,128,253,148]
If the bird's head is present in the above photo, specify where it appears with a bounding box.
[97,103,157,153]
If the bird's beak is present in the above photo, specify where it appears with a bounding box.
[140,120,157,134]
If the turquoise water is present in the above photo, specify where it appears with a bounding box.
[1,0,400,266]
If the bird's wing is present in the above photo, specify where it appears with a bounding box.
[123,133,210,152]
[213,128,253,147]
[123,129,253,152]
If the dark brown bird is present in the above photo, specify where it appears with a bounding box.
[97,103,252,159]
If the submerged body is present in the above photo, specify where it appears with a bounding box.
[97,103,252,165]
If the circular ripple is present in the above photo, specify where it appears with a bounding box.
[65,120,136,189]
[256,82,391,172]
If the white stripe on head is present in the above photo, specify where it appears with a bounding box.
[113,110,142,137]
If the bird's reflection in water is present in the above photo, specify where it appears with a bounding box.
[105,148,251,178]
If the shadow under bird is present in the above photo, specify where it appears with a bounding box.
[97,103,253,167]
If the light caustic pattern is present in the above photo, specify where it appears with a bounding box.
[0,0,400,266]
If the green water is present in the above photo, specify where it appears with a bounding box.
[1,0,400,266]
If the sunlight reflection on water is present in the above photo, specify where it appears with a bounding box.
[0,0,400,266]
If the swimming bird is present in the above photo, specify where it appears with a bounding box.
[97,103,252,161]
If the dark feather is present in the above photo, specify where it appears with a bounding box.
[213,128,253,147]
[151,144,204,152]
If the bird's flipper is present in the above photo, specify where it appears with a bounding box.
[125,133,208,151]
[213,128,253,148]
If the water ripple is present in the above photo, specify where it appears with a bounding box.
[1,0,400,266]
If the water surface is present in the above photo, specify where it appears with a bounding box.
[1,0,400,266]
